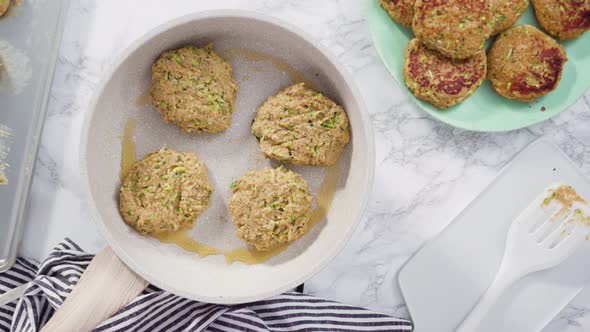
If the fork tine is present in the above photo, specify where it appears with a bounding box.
[547,221,580,249]
[528,206,560,233]
[533,209,571,243]
[547,218,576,249]
[549,223,585,257]
[541,210,584,248]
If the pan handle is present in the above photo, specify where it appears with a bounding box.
[41,246,148,332]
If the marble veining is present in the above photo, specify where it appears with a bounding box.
[17,1,590,330]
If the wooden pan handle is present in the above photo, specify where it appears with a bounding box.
[41,247,148,332]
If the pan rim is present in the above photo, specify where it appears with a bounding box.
[79,9,375,304]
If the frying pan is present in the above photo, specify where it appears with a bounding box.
[44,10,374,331]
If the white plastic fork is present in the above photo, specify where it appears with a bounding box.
[456,184,589,332]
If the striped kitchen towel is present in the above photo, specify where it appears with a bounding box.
[0,239,412,332]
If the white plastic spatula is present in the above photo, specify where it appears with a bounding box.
[456,183,589,332]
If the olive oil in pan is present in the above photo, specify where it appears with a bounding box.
[119,119,137,180]
[155,230,291,265]
[120,118,339,264]
[134,90,151,107]
[220,48,318,90]
[154,230,224,258]
[310,163,339,227]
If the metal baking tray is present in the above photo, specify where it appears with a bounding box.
[0,0,68,272]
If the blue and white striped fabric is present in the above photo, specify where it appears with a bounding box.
[0,240,412,332]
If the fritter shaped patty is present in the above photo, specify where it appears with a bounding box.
[150,45,238,133]
[119,148,213,234]
[379,0,416,27]
[228,166,312,251]
[413,0,494,59]
[488,25,568,101]
[532,0,590,40]
[403,38,487,109]
[252,83,350,166]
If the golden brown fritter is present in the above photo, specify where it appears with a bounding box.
[119,148,213,234]
[379,0,416,27]
[403,38,487,109]
[150,45,238,133]
[228,166,312,251]
[490,0,529,35]
[532,0,590,40]
[487,25,568,101]
[412,0,494,59]
[252,83,350,166]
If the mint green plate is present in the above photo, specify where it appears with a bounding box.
[367,0,590,132]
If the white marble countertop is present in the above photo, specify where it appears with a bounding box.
[17,0,590,330]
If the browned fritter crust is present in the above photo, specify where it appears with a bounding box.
[487,25,568,102]
[490,0,529,35]
[379,0,416,27]
[412,0,494,59]
[532,0,590,40]
[403,39,487,109]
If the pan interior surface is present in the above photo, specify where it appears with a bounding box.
[82,12,373,304]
